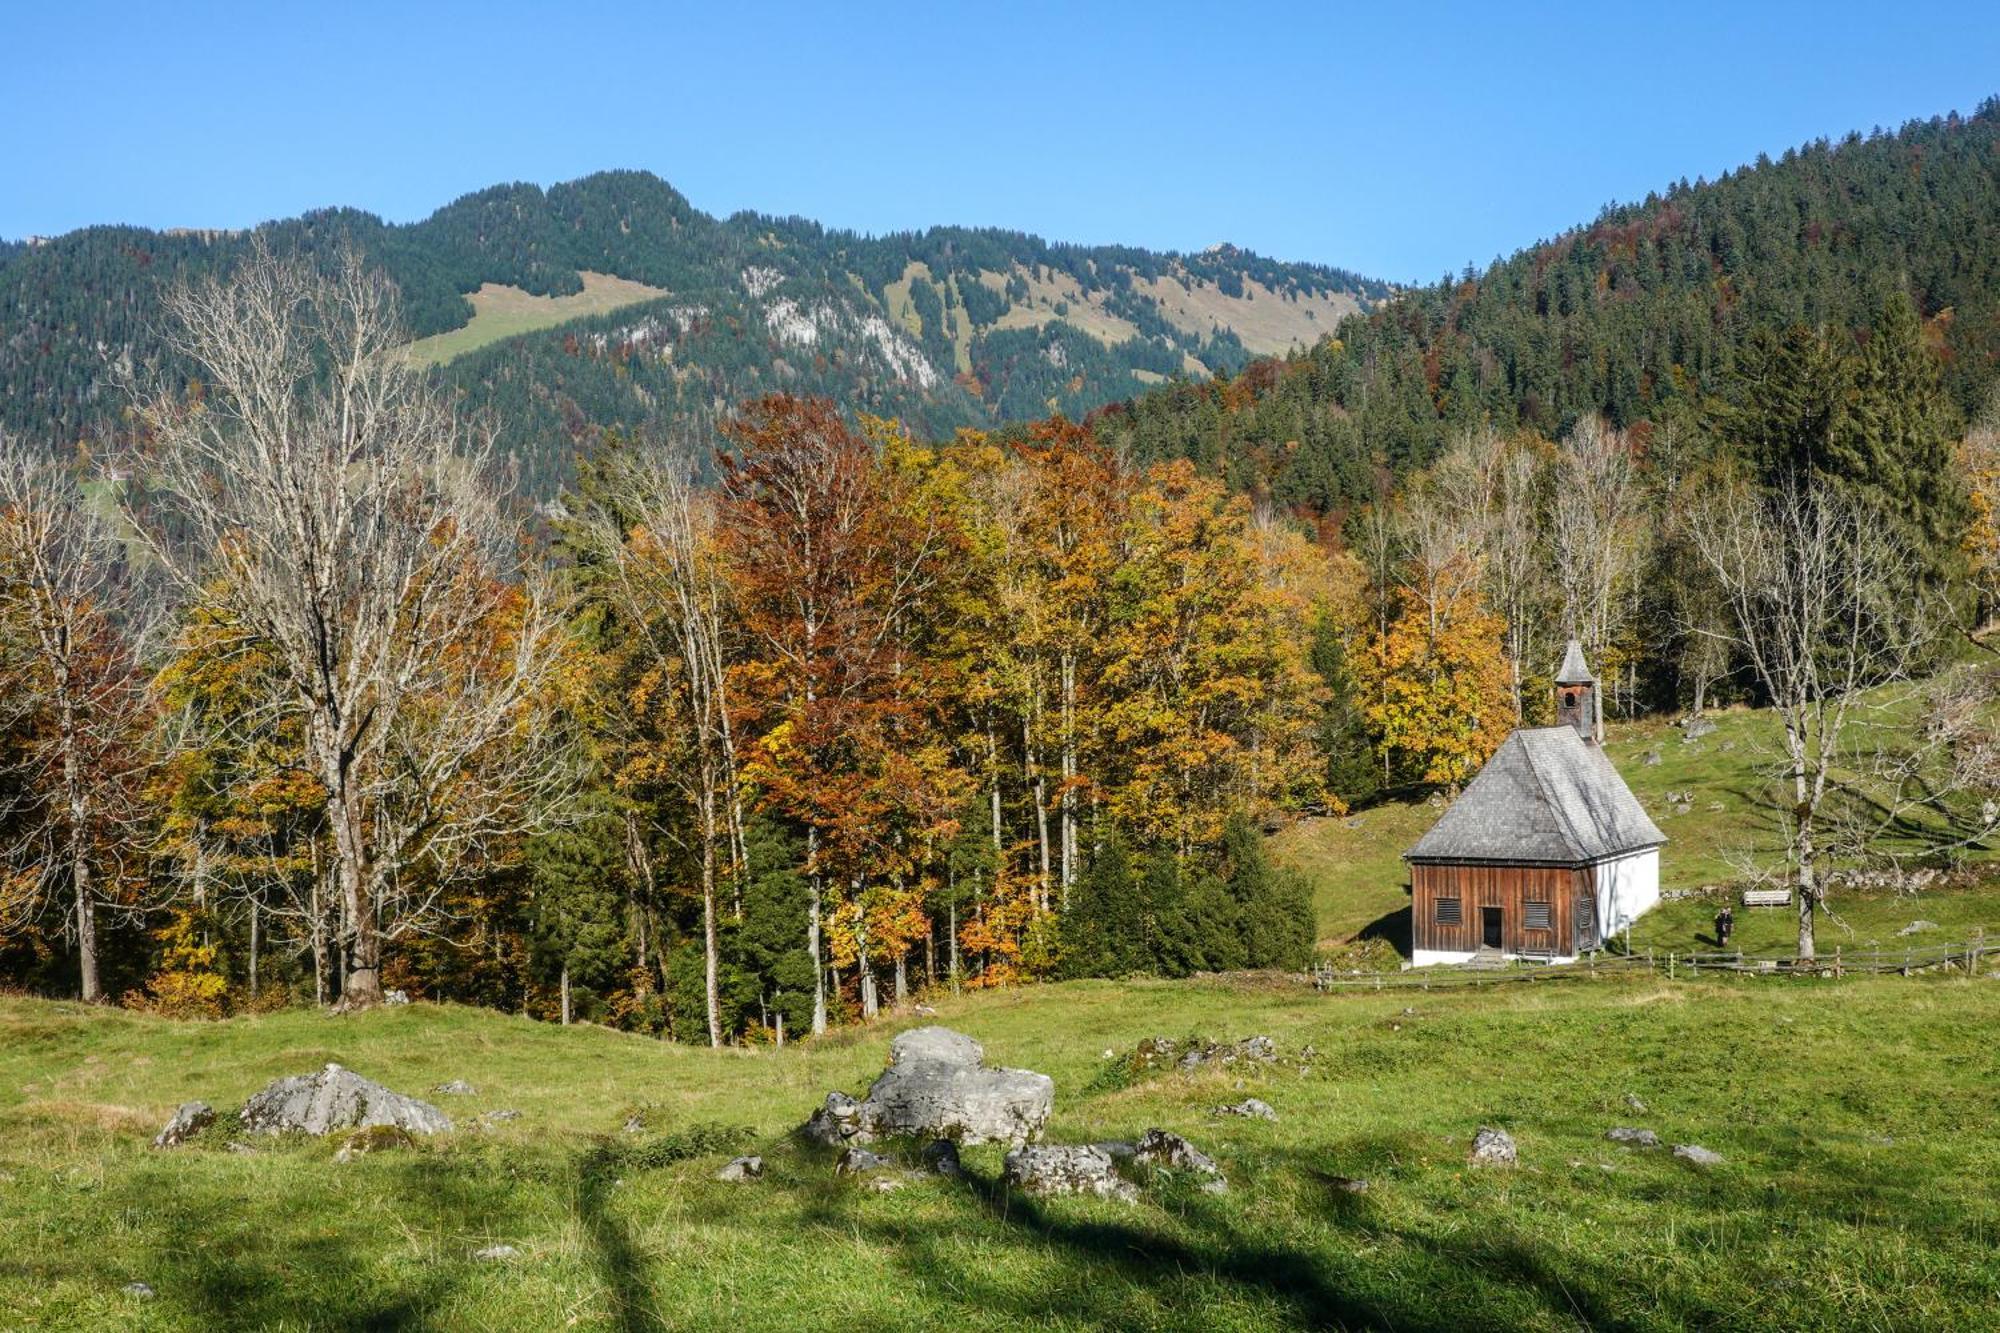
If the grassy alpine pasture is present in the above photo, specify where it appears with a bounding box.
[3,970,1999,1331]
[400,271,669,366]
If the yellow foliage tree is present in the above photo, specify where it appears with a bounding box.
[1355,555,1514,791]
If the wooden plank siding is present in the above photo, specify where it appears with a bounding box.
[1411,861,1596,956]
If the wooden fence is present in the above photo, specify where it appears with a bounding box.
[1310,938,1990,992]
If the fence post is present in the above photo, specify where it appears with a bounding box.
[1669,952,1676,980]
[1834,946,1841,980]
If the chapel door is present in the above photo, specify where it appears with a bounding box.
[1481,906,1503,950]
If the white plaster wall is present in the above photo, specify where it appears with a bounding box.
[1595,848,1661,937]
[1412,948,1476,967]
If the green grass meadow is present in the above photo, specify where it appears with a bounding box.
[3,969,1999,1330]
[7,699,2000,1329]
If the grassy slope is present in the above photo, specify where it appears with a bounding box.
[401,272,669,366]
[1274,701,2000,956]
[4,971,1999,1331]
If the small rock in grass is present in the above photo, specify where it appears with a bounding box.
[920,1139,965,1179]
[1135,1128,1227,1193]
[1642,749,1662,767]
[717,1155,763,1182]
[123,1282,156,1300]
[622,1113,647,1135]
[1003,1144,1138,1203]
[474,1244,519,1262]
[1093,1140,1137,1160]
[868,1173,911,1193]
[1896,920,1939,937]
[1624,1093,1648,1114]
[835,1147,891,1176]
[1469,1126,1517,1167]
[383,989,411,1006]
[152,1100,215,1149]
[1605,1127,1661,1148]
[1329,1176,1369,1194]
[433,1080,477,1096]
[1212,1099,1278,1122]
[225,1142,259,1155]
[482,1109,522,1124]
[1673,1144,1724,1167]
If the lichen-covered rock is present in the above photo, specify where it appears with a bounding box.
[801,1027,1053,1149]
[835,1147,892,1176]
[1135,1128,1227,1193]
[1213,1098,1278,1121]
[1606,1127,1660,1148]
[802,1090,865,1147]
[433,1080,477,1096]
[717,1155,763,1182]
[474,1244,519,1262]
[239,1063,452,1137]
[1177,1036,1278,1073]
[1469,1126,1517,1167]
[1673,1143,1724,1167]
[151,1101,215,1149]
[1003,1145,1137,1202]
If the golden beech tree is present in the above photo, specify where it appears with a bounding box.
[1099,461,1328,853]
[1356,555,1514,791]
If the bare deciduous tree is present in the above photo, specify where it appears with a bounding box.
[0,435,154,1002]
[1551,417,1644,730]
[128,244,573,1009]
[578,443,747,1048]
[1687,474,1930,959]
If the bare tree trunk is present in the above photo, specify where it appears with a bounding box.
[1060,653,1078,907]
[249,895,261,1000]
[856,888,878,1020]
[808,828,826,1035]
[560,964,572,1026]
[894,954,907,1006]
[700,790,723,1048]
[325,765,383,1008]
[60,686,100,1004]
[949,897,961,994]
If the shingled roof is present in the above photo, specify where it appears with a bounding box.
[1406,727,1666,865]
[1555,639,1594,684]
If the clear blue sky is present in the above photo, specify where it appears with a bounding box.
[3,1,1995,282]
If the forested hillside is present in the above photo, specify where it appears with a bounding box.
[0,172,1387,488]
[1093,101,2000,514]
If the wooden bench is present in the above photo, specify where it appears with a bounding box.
[1741,888,1792,908]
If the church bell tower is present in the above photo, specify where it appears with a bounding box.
[1555,639,1599,744]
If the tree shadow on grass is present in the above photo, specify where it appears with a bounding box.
[573,1142,673,1333]
[1358,906,1413,960]
[87,1143,512,1330]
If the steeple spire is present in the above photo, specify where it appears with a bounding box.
[1554,639,1599,743]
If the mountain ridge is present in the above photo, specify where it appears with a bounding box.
[0,170,1391,484]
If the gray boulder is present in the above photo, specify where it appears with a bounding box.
[433,1080,477,1096]
[151,1101,214,1149]
[1896,919,1939,937]
[1469,1126,1517,1167]
[1682,715,1717,741]
[1673,1143,1724,1167]
[1135,1128,1227,1193]
[1178,1035,1279,1073]
[803,1027,1053,1148]
[717,1155,763,1182]
[473,1244,519,1262]
[239,1063,452,1137]
[383,989,411,1006]
[1605,1127,1660,1148]
[123,1281,156,1300]
[1213,1098,1278,1121]
[1003,1145,1137,1203]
